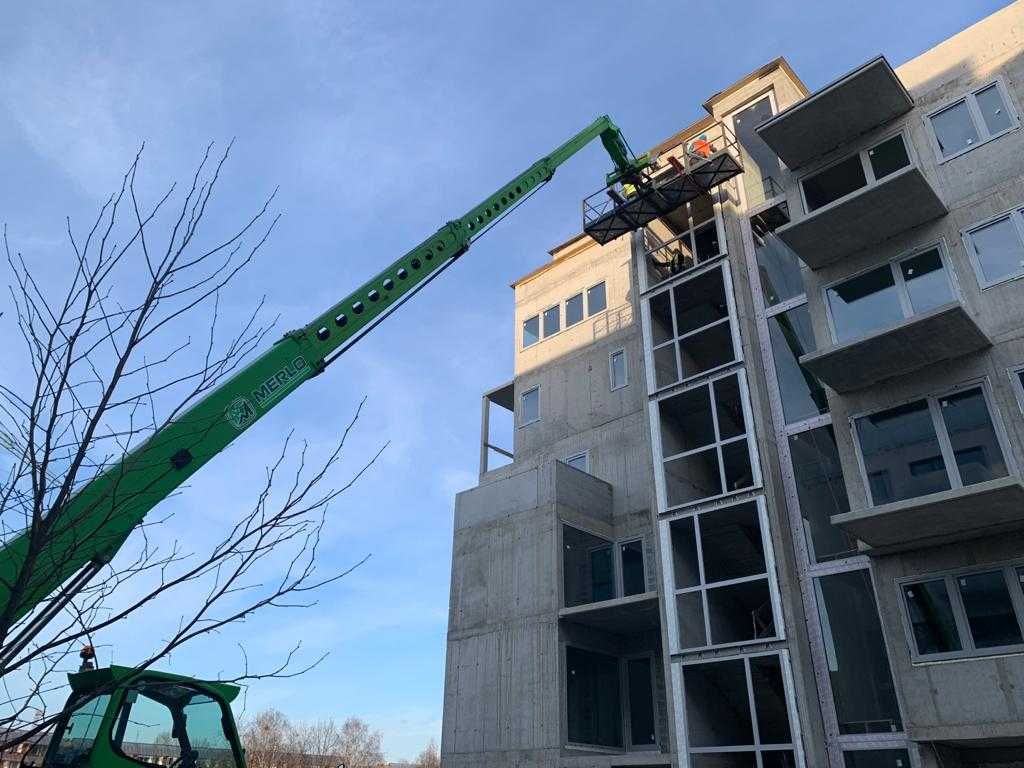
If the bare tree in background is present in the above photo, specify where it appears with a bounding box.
[413,738,439,768]
[240,710,384,768]
[0,145,381,750]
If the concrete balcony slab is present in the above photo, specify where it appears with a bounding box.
[757,56,913,170]
[799,303,991,393]
[558,592,660,633]
[832,476,1024,554]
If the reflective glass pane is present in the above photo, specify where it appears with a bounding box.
[566,647,622,747]
[900,248,953,313]
[566,293,584,326]
[182,694,233,768]
[587,282,607,315]
[957,571,1023,649]
[753,216,803,307]
[732,95,779,205]
[521,388,539,424]
[939,387,1007,486]
[816,570,902,735]
[522,315,539,347]
[590,545,615,602]
[868,134,910,180]
[969,215,1024,284]
[768,305,828,424]
[788,426,858,563]
[802,154,867,212]
[543,305,560,337]
[610,349,627,389]
[621,540,645,596]
[683,659,754,747]
[976,83,1013,136]
[562,526,614,607]
[673,268,728,335]
[843,750,911,768]
[856,399,949,505]
[904,579,961,655]
[827,265,903,342]
[931,100,980,157]
[52,695,112,768]
[627,658,656,746]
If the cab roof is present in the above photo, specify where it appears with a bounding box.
[67,665,240,703]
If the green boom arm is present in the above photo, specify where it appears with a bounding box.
[0,115,646,636]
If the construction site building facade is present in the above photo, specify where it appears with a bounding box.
[443,4,1024,767]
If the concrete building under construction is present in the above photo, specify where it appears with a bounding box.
[443,4,1024,766]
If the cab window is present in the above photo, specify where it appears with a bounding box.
[44,694,111,768]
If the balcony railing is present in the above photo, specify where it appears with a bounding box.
[582,121,743,245]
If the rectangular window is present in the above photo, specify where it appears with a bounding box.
[801,133,911,213]
[562,525,613,607]
[928,80,1018,160]
[788,426,858,563]
[566,292,584,326]
[767,304,828,424]
[641,196,724,289]
[609,349,628,390]
[683,654,796,765]
[543,305,560,337]
[731,94,781,206]
[815,569,902,735]
[658,372,756,508]
[965,210,1024,287]
[587,282,607,315]
[620,540,645,597]
[647,263,738,391]
[902,565,1024,660]
[752,205,804,307]
[566,647,622,747]
[826,246,955,342]
[854,385,1007,506]
[520,386,539,426]
[626,658,656,746]
[564,452,588,473]
[843,748,911,768]
[669,499,775,649]
[522,315,539,348]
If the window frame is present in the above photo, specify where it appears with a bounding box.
[563,450,589,473]
[609,347,629,391]
[542,303,561,338]
[962,205,1024,289]
[661,495,783,654]
[618,537,647,598]
[521,314,540,349]
[1009,364,1024,415]
[638,192,728,294]
[797,127,915,216]
[821,240,959,344]
[641,260,743,396]
[849,378,1014,507]
[725,88,785,212]
[924,76,1020,163]
[587,280,608,317]
[565,291,585,327]
[896,559,1024,663]
[519,385,540,427]
[653,368,762,512]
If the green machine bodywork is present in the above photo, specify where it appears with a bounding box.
[1,116,648,768]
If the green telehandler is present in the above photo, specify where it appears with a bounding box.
[0,117,652,768]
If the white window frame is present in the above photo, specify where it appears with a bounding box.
[822,240,959,344]
[565,291,585,327]
[652,368,763,512]
[618,537,647,598]
[962,205,1024,289]
[609,348,629,391]
[640,260,743,397]
[637,191,727,294]
[896,559,1024,664]
[797,127,914,216]
[849,378,1014,507]
[925,76,1020,163]
[563,450,589,473]
[587,280,608,317]
[521,314,540,349]
[542,303,561,338]
[519,385,540,427]
[660,495,783,654]
[675,650,805,767]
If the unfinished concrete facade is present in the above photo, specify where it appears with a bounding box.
[443,4,1024,767]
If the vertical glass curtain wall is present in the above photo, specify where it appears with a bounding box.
[745,204,907,764]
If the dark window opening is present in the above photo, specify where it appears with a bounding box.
[566,647,622,748]
[802,154,867,212]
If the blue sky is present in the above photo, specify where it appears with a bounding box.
[0,0,1005,759]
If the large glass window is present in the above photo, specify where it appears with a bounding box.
[647,263,737,391]
[610,349,628,390]
[566,292,584,326]
[683,654,796,765]
[520,386,540,426]
[815,570,902,735]
[566,647,622,747]
[768,305,828,424]
[788,426,858,562]
[641,196,724,289]
[46,695,112,768]
[854,386,1007,506]
[826,247,955,343]
[669,500,775,649]
[731,95,781,206]
[522,315,540,348]
[543,305,560,337]
[800,133,911,213]
[965,211,1024,287]
[659,372,755,507]
[562,525,614,607]
[902,565,1024,660]
[620,540,646,596]
[928,80,1018,160]
[627,658,656,746]
[752,206,803,307]
[588,282,607,315]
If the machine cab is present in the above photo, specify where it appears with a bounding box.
[39,667,244,768]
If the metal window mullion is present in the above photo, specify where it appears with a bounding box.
[890,259,915,319]
[744,656,763,754]
[947,574,977,653]
[677,314,732,343]
[708,381,730,497]
[929,396,963,489]
[669,287,685,384]
[859,147,877,186]
[964,90,990,141]
[1003,565,1024,642]
[692,513,712,647]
